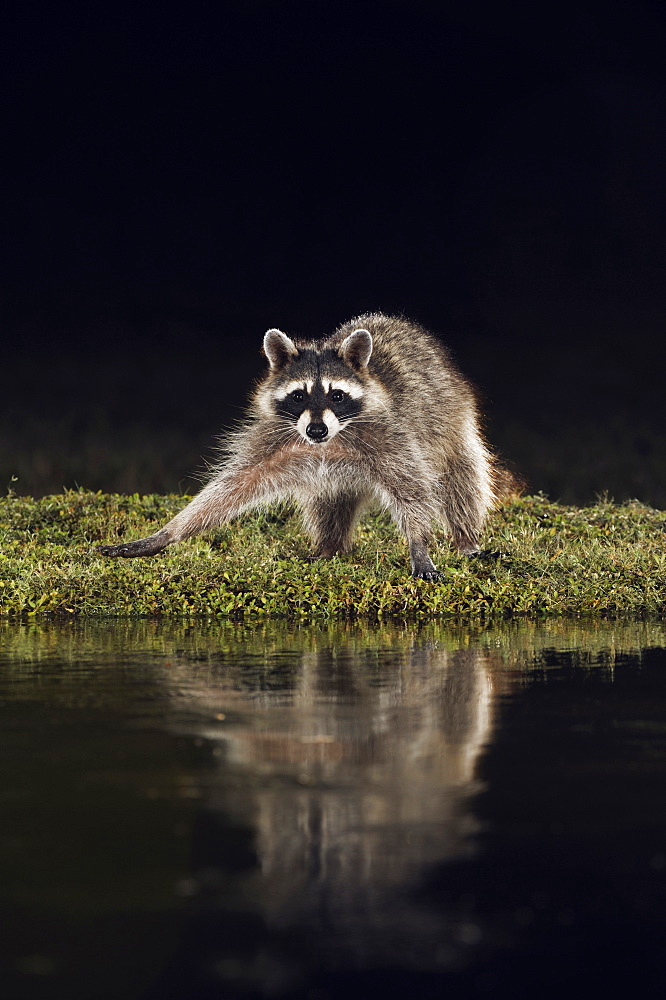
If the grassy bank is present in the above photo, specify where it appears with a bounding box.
[1,491,665,619]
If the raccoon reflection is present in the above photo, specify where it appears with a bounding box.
[98,313,515,578]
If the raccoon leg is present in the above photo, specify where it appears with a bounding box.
[301,491,368,557]
[98,455,298,558]
[407,535,441,580]
[307,486,441,578]
[437,457,493,556]
[373,468,443,580]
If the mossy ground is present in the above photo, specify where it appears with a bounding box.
[1,491,665,619]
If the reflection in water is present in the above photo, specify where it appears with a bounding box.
[1,619,666,998]
[186,643,496,988]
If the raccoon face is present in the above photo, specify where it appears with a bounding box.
[264,329,369,444]
[274,375,364,443]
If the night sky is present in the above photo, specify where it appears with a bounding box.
[3,0,666,503]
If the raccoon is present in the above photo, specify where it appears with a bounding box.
[98,313,513,579]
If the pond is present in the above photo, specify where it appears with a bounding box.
[1,618,665,999]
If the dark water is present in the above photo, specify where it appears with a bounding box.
[1,619,665,999]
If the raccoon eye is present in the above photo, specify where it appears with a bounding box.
[330,390,347,403]
[289,390,306,402]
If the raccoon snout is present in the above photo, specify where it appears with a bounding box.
[306,422,328,441]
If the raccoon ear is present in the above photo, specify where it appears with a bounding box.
[263,329,299,371]
[339,328,372,370]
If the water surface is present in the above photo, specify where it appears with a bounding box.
[1,618,665,998]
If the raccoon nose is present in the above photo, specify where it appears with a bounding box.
[306,422,328,441]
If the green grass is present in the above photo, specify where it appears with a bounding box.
[1,491,665,619]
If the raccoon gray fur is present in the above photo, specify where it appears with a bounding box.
[98,313,514,579]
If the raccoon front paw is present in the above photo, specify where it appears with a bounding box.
[97,535,165,558]
[98,542,140,558]
[99,528,170,558]
[413,568,443,581]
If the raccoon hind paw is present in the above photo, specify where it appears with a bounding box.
[466,548,506,561]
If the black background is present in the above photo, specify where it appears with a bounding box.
[3,0,665,503]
